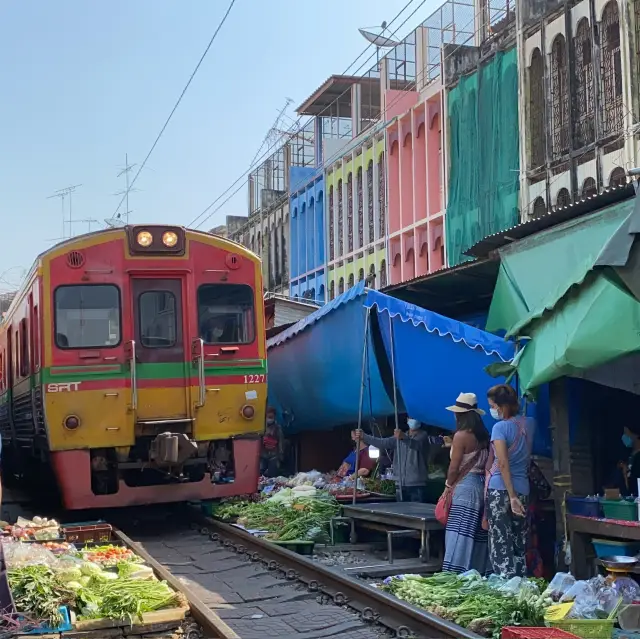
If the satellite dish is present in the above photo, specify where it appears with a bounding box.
[104,217,125,228]
[358,28,399,48]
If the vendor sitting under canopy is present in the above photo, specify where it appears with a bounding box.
[337,430,377,479]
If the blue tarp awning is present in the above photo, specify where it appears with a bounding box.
[363,290,516,433]
[266,282,397,432]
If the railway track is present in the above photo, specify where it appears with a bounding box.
[116,506,482,639]
[2,493,481,639]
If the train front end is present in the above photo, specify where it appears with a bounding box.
[43,225,266,509]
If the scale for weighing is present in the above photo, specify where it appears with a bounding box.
[601,556,639,580]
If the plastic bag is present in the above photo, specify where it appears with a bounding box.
[499,577,523,595]
[568,596,599,619]
[612,577,640,604]
[3,541,58,568]
[596,585,621,616]
[561,580,593,603]
[545,572,576,601]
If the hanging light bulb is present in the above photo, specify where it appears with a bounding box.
[368,446,380,459]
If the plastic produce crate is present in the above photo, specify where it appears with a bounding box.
[567,496,603,518]
[62,521,113,544]
[600,499,637,522]
[502,628,580,639]
[20,606,72,635]
[548,618,615,639]
[592,538,640,558]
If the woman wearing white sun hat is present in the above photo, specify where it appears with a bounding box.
[441,392,491,575]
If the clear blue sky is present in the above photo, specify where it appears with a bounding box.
[0,0,437,287]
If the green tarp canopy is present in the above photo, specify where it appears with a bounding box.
[486,196,640,390]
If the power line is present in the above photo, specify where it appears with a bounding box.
[111,0,238,221]
[188,0,427,229]
[190,0,488,231]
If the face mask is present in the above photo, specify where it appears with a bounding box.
[407,418,419,430]
[266,418,275,426]
[490,407,501,420]
[622,434,633,448]
[211,328,223,339]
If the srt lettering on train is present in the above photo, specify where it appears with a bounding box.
[47,382,82,393]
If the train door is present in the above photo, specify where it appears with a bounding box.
[130,278,189,422]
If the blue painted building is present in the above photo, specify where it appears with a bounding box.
[289,166,326,303]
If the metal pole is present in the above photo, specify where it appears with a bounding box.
[388,313,402,500]
[352,307,371,506]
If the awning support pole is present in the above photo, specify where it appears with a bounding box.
[388,313,402,500]
[352,307,371,507]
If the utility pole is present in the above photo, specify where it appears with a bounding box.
[115,154,137,224]
[47,184,82,239]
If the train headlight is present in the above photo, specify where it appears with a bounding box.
[136,231,153,247]
[240,405,255,420]
[162,231,178,247]
[64,415,81,430]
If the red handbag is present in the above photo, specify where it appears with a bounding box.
[435,452,481,525]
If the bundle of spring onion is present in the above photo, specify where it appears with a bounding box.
[383,572,551,639]
[217,491,340,541]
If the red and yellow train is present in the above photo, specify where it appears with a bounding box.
[0,225,266,509]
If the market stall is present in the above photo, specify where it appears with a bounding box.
[0,516,189,638]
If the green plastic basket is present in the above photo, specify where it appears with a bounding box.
[547,619,614,639]
[600,498,637,522]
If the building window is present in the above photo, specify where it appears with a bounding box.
[329,280,335,300]
[380,260,387,288]
[368,263,376,288]
[602,0,623,138]
[348,273,355,289]
[358,268,365,281]
[347,173,354,252]
[610,166,626,187]
[556,188,571,208]
[329,185,334,261]
[367,161,374,242]
[357,167,364,248]
[198,284,255,345]
[531,197,546,219]
[55,285,121,349]
[573,19,595,148]
[582,177,598,197]
[529,49,545,167]
[551,35,569,158]
[378,153,386,237]
[338,179,344,256]
[338,277,345,295]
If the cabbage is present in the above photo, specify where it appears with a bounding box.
[66,581,83,591]
[58,568,82,583]
[93,571,118,581]
[79,576,91,586]
[80,562,102,576]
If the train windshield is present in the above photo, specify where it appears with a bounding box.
[55,285,121,348]
[198,284,254,345]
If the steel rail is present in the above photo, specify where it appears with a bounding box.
[194,515,483,639]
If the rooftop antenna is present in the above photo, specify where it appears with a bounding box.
[47,184,82,239]
[115,154,138,224]
[250,98,295,168]
[358,21,400,66]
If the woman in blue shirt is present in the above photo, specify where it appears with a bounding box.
[485,384,535,578]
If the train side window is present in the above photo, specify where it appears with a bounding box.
[139,291,177,348]
[55,285,121,349]
[33,304,40,369]
[197,284,255,345]
[19,319,28,377]
[0,352,4,392]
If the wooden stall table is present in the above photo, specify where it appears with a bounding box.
[568,514,640,579]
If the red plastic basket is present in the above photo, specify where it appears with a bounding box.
[502,628,581,639]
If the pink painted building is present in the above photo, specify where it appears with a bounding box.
[384,0,476,285]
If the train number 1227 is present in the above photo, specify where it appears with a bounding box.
[244,374,266,384]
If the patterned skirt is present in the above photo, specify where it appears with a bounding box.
[442,473,491,575]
